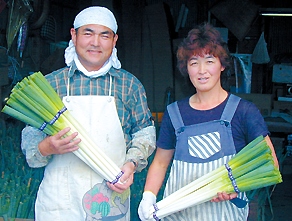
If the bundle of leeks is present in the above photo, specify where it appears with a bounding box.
[148,136,282,220]
[1,71,123,184]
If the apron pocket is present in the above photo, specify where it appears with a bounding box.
[37,167,71,211]
[188,132,221,159]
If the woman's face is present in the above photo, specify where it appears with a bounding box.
[187,53,225,93]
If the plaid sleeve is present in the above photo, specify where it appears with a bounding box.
[21,126,52,168]
[114,69,156,172]
[125,125,156,172]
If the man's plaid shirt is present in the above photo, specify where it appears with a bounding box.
[21,64,156,172]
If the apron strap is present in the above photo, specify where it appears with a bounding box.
[109,75,112,96]
[220,94,241,123]
[66,66,73,96]
[222,94,249,208]
[167,101,185,135]
[168,94,240,132]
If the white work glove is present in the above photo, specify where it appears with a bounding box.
[138,191,157,221]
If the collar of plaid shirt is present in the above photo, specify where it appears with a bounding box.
[68,61,120,79]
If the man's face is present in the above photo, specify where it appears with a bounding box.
[71,24,118,72]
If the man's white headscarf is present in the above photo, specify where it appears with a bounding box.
[64,6,121,78]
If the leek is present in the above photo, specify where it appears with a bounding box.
[149,136,282,220]
[1,71,123,184]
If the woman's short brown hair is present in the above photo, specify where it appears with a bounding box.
[177,23,230,77]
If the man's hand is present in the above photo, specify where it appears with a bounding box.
[211,191,238,202]
[39,127,81,156]
[106,161,135,193]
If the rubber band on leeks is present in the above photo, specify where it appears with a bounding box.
[153,213,159,221]
[152,203,160,221]
[49,106,67,125]
[39,121,47,131]
[110,171,124,184]
[225,163,240,193]
[39,107,67,131]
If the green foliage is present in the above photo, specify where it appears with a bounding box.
[0,120,44,219]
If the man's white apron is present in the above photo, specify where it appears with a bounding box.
[35,75,130,220]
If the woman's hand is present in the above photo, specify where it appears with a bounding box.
[211,191,238,202]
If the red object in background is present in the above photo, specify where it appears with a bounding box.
[0,0,7,14]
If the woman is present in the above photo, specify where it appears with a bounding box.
[138,23,279,221]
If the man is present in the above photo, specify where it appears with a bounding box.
[21,6,156,220]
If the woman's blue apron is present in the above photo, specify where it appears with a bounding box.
[162,94,249,221]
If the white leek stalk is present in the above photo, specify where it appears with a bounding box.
[150,136,282,220]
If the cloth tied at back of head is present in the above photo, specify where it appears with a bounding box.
[65,6,121,77]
